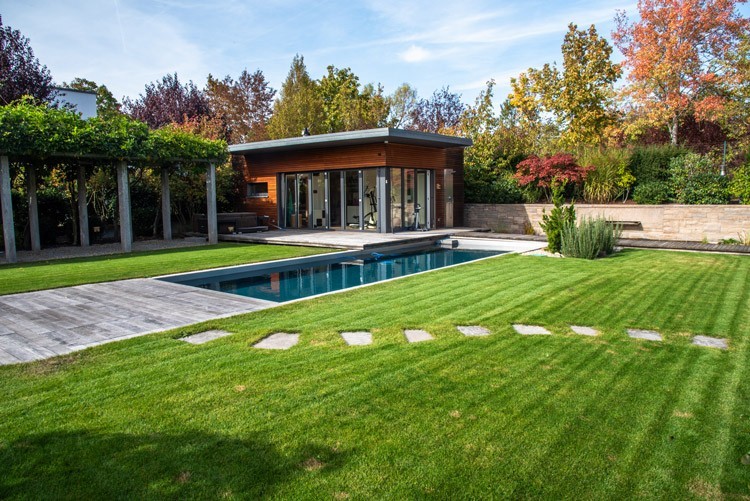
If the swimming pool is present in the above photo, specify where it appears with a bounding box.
[161,244,506,303]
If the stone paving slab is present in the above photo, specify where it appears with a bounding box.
[404,329,434,343]
[0,279,277,365]
[692,335,729,350]
[513,324,551,335]
[341,331,372,346]
[181,330,234,345]
[627,328,663,341]
[570,325,598,336]
[457,325,491,337]
[253,333,300,350]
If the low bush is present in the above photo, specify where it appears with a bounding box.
[669,153,729,204]
[730,163,750,204]
[561,217,621,259]
[465,170,524,203]
[540,183,575,253]
[632,180,672,204]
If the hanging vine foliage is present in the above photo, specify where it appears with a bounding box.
[0,98,227,165]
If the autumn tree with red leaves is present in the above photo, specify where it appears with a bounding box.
[514,153,592,201]
[613,0,750,145]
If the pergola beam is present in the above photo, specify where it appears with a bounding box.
[1,155,16,263]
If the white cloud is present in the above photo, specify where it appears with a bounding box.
[400,45,432,63]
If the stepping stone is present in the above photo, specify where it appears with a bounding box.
[627,329,662,342]
[570,325,598,336]
[180,329,233,345]
[457,325,490,337]
[692,335,729,350]
[253,332,300,350]
[341,331,372,346]
[513,324,551,335]
[404,329,434,343]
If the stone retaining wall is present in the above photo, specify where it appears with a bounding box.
[465,203,750,242]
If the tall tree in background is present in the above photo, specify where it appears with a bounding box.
[123,73,211,129]
[318,65,388,132]
[0,15,54,104]
[409,87,465,133]
[267,55,323,138]
[613,0,749,145]
[509,23,621,147]
[63,77,121,118]
[205,69,275,144]
[386,83,419,128]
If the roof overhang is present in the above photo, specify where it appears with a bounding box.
[229,127,472,155]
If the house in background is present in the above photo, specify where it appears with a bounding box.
[229,128,472,233]
[51,87,97,119]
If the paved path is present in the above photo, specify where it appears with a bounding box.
[0,279,276,365]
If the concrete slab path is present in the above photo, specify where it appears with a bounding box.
[627,329,663,342]
[253,333,300,350]
[404,329,434,343]
[341,331,372,346]
[692,335,729,350]
[0,279,276,365]
[570,325,598,336]
[513,324,551,335]
[457,325,491,337]
[181,329,234,345]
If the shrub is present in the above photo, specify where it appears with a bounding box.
[561,217,621,259]
[579,148,634,203]
[628,144,687,184]
[515,153,591,202]
[730,163,750,204]
[632,180,672,204]
[465,170,524,203]
[540,183,575,253]
[669,153,729,204]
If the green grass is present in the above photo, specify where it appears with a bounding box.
[1,249,749,498]
[0,243,333,295]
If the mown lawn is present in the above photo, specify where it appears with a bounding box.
[0,243,333,295]
[1,249,749,499]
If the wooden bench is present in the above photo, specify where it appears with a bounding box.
[606,220,641,229]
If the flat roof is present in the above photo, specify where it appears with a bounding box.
[229,127,472,154]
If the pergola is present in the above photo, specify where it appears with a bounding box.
[0,101,227,264]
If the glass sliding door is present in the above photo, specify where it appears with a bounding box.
[345,170,360,229]
[390,168,403,230]
[329,171,343,228]
[297,173,309,228]
[311,172,326,228]
[416,170,427,229]
[284,173,296,228]
[404,169,415,230]
[362,169,378,230]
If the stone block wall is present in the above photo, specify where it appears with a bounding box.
[465,204,750,242]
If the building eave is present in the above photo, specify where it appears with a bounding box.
[229,127,472,155]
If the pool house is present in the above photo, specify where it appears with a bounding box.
[229,128,472,233]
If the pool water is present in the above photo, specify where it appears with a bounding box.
[171,247,505,303]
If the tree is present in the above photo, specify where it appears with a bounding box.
[386,83,419,128]
[613,0,750,145]
[205,69,275,144]
[409,87,465,134]
[0,15,54,105]
[515,153,592,201]
[267,55,324,139]
[317,65,388,132]
[509,23,621,147]
[123,73,211,129]
[63,77,121,118]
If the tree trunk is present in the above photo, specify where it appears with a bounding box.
[669,115,679,145]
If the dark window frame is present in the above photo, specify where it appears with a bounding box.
[247,182,269,198]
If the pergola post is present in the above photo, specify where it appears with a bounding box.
[27,163,41,252]
[116,161,132,253]
[161,167,172,241]
[77,164,89,247]
[1,155,17,263]
[206,161,218,244]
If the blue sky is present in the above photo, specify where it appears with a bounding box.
[3,0,746,108]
